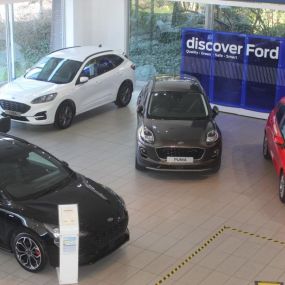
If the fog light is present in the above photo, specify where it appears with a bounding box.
[34,111,47,120]
[139,147,148,158]
[211,149,219,158]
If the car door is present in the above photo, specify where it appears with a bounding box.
[74,57,103,113]
[96,55,121,101]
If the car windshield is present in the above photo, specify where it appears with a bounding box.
[148,91,208,120]
[0,147,73,201]
[25,56,82,84]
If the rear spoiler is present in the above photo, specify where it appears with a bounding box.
[0,116,11,133]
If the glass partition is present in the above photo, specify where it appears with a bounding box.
[129,1,206,81]
[0,5,8,84]
[129,0,285,81]
[13,0,53,77]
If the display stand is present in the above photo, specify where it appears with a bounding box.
[57,204,79,285]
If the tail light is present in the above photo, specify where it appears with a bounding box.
[131,64,136,70]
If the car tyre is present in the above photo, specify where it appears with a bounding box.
[54,101,75,129]
[279,172,285,203]
[115,82,132,107]
[212,155,221,173]
[135,157,145,171]
[12,231,47,273]
[263,133,270,159]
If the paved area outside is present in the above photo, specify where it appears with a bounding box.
[0,89,284,285]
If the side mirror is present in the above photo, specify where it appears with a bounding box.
[0,116,11,133]
[79,76,89,84]
[212,106,219,118]
[274,135,285,146]
[61,161,69,168]
[137,105,144,114]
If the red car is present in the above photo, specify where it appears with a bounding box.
[264,98,285,203]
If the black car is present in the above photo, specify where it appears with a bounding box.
[0,130,129,272]
[136,76,222,172]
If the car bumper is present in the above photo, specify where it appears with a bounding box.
[0,102,56,125]
[136,140,222,172]
[46,228,130,267]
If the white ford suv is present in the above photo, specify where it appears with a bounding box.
[0,46,135,129]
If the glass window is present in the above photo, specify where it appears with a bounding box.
[213,5,285,37]
[148,91,208,120]
[25,56,82,84]
[0,5,7,84]
[81,58,99,79]
[97,56,115,75]
[277,104,285,125]
[13,0,54,78]
[0,148,73,201]
[107,54,124,67]
[129,1,206,81]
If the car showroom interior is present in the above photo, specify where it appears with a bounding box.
[1,0,285,285]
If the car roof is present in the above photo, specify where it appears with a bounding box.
[48,46,116,62]
[152,75,203,93]
[0,134,30,160]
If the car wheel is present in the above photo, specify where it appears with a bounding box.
[135,157,145,171]
[54,102,75,129]
[115,82,132,107]
[263,133,270,159]
[279,172,285,203]
[13,231,47,272]
[212,155,221,173]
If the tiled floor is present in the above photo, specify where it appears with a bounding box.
[2,88,285,285]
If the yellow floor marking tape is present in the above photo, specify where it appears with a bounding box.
[154,225,285,285]
[255,281,283,285]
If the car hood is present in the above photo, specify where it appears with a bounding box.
[144,118,215,146]
[0,77,58,103]
[13,176,125,232]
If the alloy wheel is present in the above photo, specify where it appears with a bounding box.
[15,236,42,271]
[59,105,73,128]
[121,86,131,105]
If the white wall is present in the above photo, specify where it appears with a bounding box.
[65,0,128,52]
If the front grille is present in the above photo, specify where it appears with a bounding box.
[0,100,31,114]
[156,147,204,160]
[1,113,29,121]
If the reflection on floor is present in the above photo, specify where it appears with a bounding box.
[1,90,285,285]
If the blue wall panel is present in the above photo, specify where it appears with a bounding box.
[181,28,285,113]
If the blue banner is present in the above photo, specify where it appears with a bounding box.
[181,28,285,113]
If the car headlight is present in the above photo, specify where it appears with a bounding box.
[44,223,60,239]
[138,125,154,144]
[206,129,219,143]
[31,93,57,104]
[44,223,88,240]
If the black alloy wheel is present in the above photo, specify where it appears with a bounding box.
[263,133,270,159]
[279,172,285,203]
[115,83,132,107]
[13,232,46,272]
[55,102,74,129]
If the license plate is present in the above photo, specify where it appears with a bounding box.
[4,110,21,116]
[167,157,194,163]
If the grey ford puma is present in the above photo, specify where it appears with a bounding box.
[135,76,222,172]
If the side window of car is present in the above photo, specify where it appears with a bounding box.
[97,56,115,76]
[107,54,124,67]
[276,104,285,125]
[81,58,98,80]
